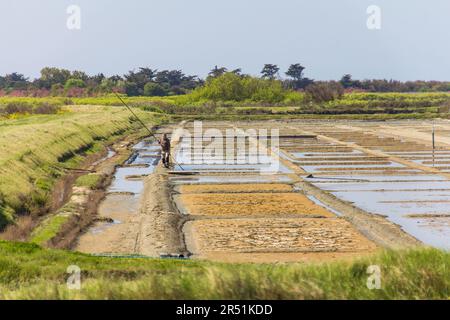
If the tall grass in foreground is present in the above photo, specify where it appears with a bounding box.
[0,241,447,299]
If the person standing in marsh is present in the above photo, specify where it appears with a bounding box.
[160,133,171,168]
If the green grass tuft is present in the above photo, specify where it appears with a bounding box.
[74,174,103,190]
[29,215,70,245]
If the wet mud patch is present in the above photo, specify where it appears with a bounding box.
[76,137,162,254]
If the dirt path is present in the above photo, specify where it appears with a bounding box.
[76,126,187,257]
[135,168,187,256]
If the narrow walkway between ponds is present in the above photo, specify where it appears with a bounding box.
[75,124,186,257]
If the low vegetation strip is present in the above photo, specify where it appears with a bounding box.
[0,241,447,299]
[1,90,449,118]
[0,105,165,229]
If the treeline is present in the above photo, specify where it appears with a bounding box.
[339,74,450,93]
[0,67,203,97]
[1,64,450,98]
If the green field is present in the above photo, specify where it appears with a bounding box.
[1,91,450,118]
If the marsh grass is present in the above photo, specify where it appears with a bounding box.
[0,241,447,299]
[29,215,70,245]
[0,105,164,228]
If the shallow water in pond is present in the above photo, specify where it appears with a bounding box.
[306,175,446,182]
[314,180,450,192]
[173,163,292,173]
[312,183,450,249]
[170,175,293,185]
[292,151,364,158]
[300,163,404,173]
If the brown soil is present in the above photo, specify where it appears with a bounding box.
[184,218,377,262]
[177,193,334,217]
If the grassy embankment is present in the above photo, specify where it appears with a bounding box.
[0,105,166,230]
[0,240,448,299]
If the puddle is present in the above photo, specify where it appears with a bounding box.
[90,219,121,235]
[91,148,116,167]
[84,139,161,236]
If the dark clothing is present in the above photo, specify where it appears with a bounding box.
[160,138,171,152]
[160,137,171,168]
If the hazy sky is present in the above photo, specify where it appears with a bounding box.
[1,0,449,80]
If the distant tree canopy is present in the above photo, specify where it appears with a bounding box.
[208,66,228,79]
[340,74,357,89]
[207,66,243,81]
[0,73,29,90]
[124,67,202,96]
[336,74,450,92]
[1,65,450,97]
[286,64,305,81]
[261,64,280,80]
[285,63,314,89]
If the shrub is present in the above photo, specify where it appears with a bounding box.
[438,100,450,114]
[305,82,345,103]
[2,102,33,114]
[188,73,293,103]
[33,102,60,114]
